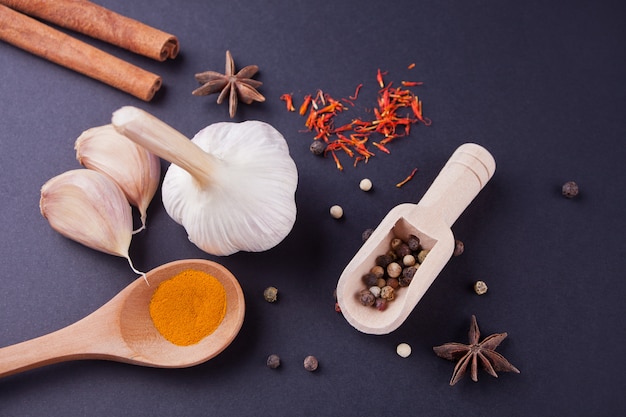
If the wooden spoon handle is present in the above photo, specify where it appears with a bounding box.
[0,309,121,378]
[417,143,496,227]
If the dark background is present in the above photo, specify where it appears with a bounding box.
[1,0,625,415]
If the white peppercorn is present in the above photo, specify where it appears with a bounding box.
[369,286,382,298]
[396,343,412,358]
[402,254,416,266]
[474,280,488,295]
[359,178,373,192]
[330,205,343,219]
[387,262,402,278]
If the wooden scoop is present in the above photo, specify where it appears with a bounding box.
[336,143,496,334]
[0,259,245,378]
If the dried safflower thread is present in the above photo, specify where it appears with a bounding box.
[562,181,579,198]
[474,280,488,295]
[304,355,319,372]
[149,269,226,346]
[263,286,278,303]
[266,354,281,369]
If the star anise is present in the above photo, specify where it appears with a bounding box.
[192,50,265,118]
[433,315,520,386]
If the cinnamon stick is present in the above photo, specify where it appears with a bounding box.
[0,5,162,101]
[0,0,179,61]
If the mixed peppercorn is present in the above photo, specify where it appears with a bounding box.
[358,233,429,311]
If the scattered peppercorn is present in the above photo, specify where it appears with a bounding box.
[359,178,373,191]
[309,140,325,155]
[474,280,488,295]
[407,234,421,251]
[453,240,464,256]
[356,233,429,312]
[396,343,412,358]
[359,289,376,306]
[362,228,374,242]
[263,286,278,303]
[330,205,344,219]
[304,355,319,372]
[266,354,281,369]
[562,181,579,198]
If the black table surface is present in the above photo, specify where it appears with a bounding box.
[1,0,625,416]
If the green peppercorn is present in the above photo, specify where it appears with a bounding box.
[266,354,281,369]
[417,249,430,264]
[407,234,421,251]
[310,140,325,155]
[263,286,278,302]
[359,289,376,306]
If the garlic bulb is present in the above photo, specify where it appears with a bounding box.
[40,169,144,276]
[75,124,160,232]
[112,106,298,256]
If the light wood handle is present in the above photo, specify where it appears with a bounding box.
[417,143,496,227]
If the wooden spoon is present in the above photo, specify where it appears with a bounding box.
[336,143,496,334]
[0,259,245,378]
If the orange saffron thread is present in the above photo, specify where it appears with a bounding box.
[396,168,418,188]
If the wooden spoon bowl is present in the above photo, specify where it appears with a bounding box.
[0,259,245,378]
[336,143,496,334]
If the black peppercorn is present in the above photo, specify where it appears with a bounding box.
[562,181,579,198]
[399,266,417,286]
[362,228,374,242]
[304,355,319,371]
[362,272,378,287]
[395,243,411,258]
[453,240,464,256]
[407,234,421,251]
[359,289,376,306]
[375,254,393,268]
[310,140,325,155]
[266,354,281,369]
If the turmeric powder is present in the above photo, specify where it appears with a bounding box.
[149,269,227,346]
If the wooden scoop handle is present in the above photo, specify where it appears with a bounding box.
[417,143,496,227]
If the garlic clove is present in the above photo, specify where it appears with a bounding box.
[40,169,144,277]
[75,124,161,232]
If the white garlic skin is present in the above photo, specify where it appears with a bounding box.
[75,124,161,231]
[161,120,298,256]
[40,169,134,258]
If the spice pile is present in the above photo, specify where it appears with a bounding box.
[281,68,431,170]
[358,234,429,311]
